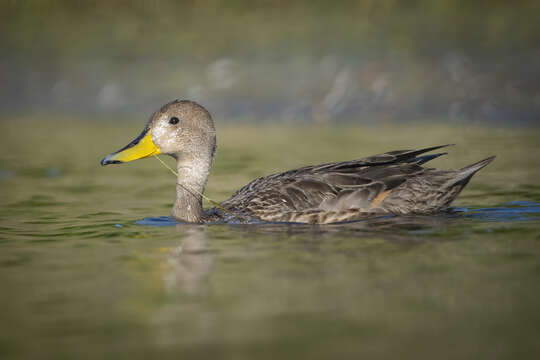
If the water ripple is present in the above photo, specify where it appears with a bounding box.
[134,201,540,228]
[456,201,540,222]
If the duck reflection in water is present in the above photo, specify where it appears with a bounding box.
[163,225,213,295]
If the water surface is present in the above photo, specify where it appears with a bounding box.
[1,121,540,359]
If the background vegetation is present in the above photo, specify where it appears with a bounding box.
[1,0,539,124]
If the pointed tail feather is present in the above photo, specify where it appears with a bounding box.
[446,156,496,187]
[459,156,496,176]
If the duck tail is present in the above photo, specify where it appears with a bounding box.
[446,156,496,187]
[459,156,496,176]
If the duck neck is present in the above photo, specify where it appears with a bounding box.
[171,156,212,223]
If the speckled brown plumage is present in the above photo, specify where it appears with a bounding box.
[205,145,495,224]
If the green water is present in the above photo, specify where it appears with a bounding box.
[1,121,540,359]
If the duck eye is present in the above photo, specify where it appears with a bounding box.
[169,117,179,125]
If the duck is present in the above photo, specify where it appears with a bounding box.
[101,99,495,224]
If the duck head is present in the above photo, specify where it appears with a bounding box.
[101,100,216,223]
[100,100,216,166]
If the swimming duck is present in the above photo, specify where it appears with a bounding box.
[101,100,495,224]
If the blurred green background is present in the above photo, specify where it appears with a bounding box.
[1,0,539,124]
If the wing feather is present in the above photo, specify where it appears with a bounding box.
[222,145,451,215]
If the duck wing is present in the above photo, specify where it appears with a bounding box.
[220,145,451,221]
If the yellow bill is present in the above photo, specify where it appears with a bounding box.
[101,127,161,165]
